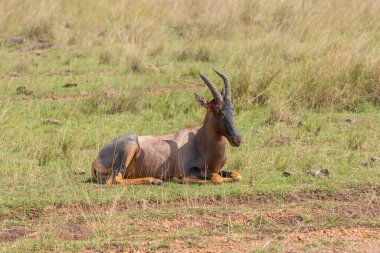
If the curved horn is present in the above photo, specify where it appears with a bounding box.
[213,68,231,101]
[220,86,225,97]
[199,71,223,103]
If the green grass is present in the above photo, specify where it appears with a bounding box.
[0,0,380,252]
[0,98,378,211]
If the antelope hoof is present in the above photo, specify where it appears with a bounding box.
[211,173,224,184]
[106,177,115,185]
[230,171,243,182]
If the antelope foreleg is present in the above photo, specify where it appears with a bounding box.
[173,173,224,184]
[112,173,163,185]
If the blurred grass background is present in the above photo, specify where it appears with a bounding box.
[0,0,379,110]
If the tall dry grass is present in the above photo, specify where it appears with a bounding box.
[0,0,379,111]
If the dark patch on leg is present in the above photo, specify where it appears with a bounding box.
[220,170,243,182]
[185,167,212,180]
[220,171,232,177]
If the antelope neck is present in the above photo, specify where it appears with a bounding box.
[196,116,226,160]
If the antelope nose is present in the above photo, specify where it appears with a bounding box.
[231,135,241,147]
[235,135,242,146]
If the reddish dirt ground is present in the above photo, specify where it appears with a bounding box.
[1,190,379,252]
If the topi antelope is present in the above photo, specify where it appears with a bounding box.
[91,69,242,185]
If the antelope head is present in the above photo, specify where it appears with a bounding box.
[195,69,241,147]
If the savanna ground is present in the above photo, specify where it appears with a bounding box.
[0,0,379,252]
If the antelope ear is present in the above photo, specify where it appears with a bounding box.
[194,93,207,108]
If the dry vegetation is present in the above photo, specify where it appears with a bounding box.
[0,0,380,252]
[1,0,379,110]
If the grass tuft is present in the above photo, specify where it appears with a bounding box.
[82,91,143,115]
[98,50,113,65]
[348,130,366,150]
[25,22,54,41]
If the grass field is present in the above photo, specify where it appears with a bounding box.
[0,0,380,252]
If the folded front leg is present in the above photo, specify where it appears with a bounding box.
[108,173,163,185]
[173,173,224,184]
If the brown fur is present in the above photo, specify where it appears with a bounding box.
[92,71,242,185]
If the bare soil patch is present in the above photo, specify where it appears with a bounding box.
[18,41,54,52]
[0,226,33,243]
[0,82,203,105]
[58,221,90,241]
[149,228,380,253]
[2,188,379,222]
[1,188,379,252]
[266,135,292,146]
[0,93,90,105]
